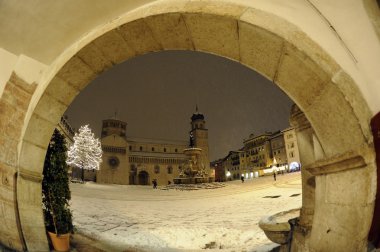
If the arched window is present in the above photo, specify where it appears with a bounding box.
[140,146,143,151]
[154,165,160,174]
[130,164,137,173]
[167,166,173,174]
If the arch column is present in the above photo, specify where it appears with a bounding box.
[289,105,317,250]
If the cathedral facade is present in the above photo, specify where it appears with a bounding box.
[97,109,212,185]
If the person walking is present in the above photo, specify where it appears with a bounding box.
[152,179,157,189]
[241,175,245,183]
[273,172,277,181]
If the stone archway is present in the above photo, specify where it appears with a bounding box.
[138,171,150,185]
[0,1,376,251]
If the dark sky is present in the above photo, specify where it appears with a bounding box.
[65,50,294,161]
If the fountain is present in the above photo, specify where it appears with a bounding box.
[173,147,209,184]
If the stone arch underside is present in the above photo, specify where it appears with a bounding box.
[2,2,375,251]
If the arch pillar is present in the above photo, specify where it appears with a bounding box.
[305,146,376,251]
[289,106,317,250]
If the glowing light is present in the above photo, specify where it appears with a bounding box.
[226,171,231,177]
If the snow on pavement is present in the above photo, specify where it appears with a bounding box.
[70,172,301,252]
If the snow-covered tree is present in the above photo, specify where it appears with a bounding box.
[67,125,102,182]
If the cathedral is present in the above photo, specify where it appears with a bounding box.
[97,108,213,185]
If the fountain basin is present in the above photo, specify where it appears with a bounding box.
[259,208,300,244]
[173,177,209,184]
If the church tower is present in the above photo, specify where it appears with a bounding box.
[101,118,127,139]
[189,106,210,170]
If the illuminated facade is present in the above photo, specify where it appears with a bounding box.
[97,109,212,185]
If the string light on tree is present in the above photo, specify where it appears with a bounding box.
[67,125,102,182]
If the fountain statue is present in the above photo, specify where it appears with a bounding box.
[174,147,209,184]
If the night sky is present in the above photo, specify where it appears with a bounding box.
[65,50,294,161]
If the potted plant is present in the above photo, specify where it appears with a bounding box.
[42,129,73,252]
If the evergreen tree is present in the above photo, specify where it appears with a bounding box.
[42,129,73,235]
[67,125,102,182]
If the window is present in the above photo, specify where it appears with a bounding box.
[164,148,166,152]
[175,148,178,153]
[140,146,143,151]
[290,151,294,158]
[152,147,155,151]
[154,165,160,174]
[167,166,173,174]
[129,146,132,151]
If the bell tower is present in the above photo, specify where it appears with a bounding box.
[101,118,127,139]
[189,106,210,169]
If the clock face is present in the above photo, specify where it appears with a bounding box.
[108,156,120,168]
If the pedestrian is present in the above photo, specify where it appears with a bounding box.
[273,172,277,181]
[241,175,244,183]
[152,179,157,189]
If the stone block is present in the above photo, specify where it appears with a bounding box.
[0,138,18,167]
[19,141,46,174]
[144,0,188,17]
[274,44,330,112]
[145,13,193,50]
[0,235,24,252]
[77,42,113,74]
[0,164,15,194]
[23,113,55,149]
[23,225,49,252]
[305,83,366,156]
[45,76,80,106]
[93,30,136,64]
[239,21,284,80]
[7,72,37,95]
[332,70,372,143]
[1,79,32,109]
[184,1,247,18]
[56,56,96,90]
[183,13,239,61]
[119,18,162,56]
[17,177,43,206]
[33,93,67,126]
[311,201,372,251]
[240,8,340,77]
[325,165,373,205]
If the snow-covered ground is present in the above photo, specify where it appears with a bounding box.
[70,172,301,252]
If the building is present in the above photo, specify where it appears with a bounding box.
[221,151,243,181]
[270,131,287,170]
[210,159,224,182]
[214,126,301,181]
[97,108,213,185]
[56,116,75,145]
[282,127,301,171]
[243,132,274,176]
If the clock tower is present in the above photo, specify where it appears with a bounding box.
[189,106,210,171]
